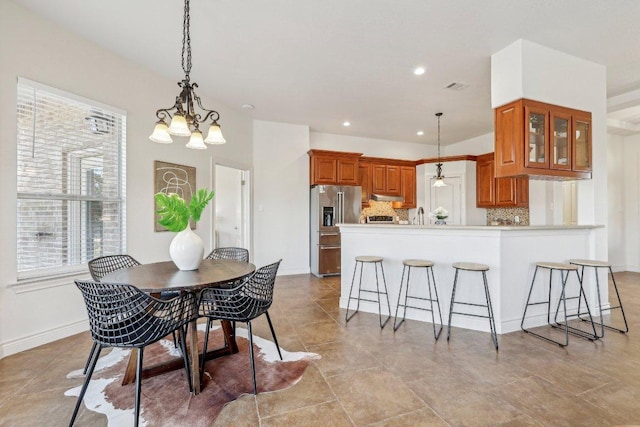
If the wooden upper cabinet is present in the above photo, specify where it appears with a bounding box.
[495,99,592,180]
[476,153,495,207]
[400,166,416,208]
[572,112,592,172]
[308,149,362,186]
[477,152,528,208]
[336,158,359,185]
[309,151,417,208]
[359,163,371,207]
[385,165,401,195]
[313,157,337,184]
[371,165,387,193]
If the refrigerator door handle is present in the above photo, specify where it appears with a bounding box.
[338,191,344,224]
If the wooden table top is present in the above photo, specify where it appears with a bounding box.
[102,259,256,292]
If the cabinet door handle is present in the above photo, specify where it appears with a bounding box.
[320,232,339,236]
[320,246,340,250]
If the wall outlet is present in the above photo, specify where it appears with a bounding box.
[514,215,520,223]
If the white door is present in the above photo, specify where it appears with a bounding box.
[214,165,249,248]
[429,176,462,225]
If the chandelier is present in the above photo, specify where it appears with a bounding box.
[149,0,226,149]
[432,112,446,187]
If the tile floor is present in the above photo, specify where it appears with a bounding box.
[1,272,639,426]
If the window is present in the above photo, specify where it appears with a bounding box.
[16,78,126,279]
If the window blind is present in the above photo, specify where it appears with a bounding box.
[16,78,127,279]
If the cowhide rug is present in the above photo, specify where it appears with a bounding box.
[65,324,319,426]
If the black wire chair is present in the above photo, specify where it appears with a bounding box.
[70,280,197,427]
[205,247,249,262]
[202,247,250,337]
[88,254,141,281]
[83,255,143,375]
[198,260,282,394]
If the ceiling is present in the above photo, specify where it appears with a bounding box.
[11,0,640,145]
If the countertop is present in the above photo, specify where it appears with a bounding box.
[338,223,604,231]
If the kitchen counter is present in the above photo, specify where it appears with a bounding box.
[338,223,605,334]
[343,223,601,231]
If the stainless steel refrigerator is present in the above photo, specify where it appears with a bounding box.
[310,185,362,277]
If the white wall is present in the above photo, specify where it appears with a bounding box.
[0,0,253,357]
[621,133,640,272]
[607,134,625,271]
[443,132,494,156]
[253,121,310,274]
[311,131,434,159]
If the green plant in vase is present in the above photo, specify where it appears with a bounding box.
[155,188,214,270]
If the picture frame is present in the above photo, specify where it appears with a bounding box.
[154,160,196,231]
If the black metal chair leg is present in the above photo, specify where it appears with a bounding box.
[200,316,212,382]
[609,267,629,333]
[393,265,409,331]
[482,271,498,350]
[377,262,391,329]
[247,321,258,395]
[345,261,361,323]
[265,311,283,360]
[430,266,444,340]
[134,347,144,427]
[178,327,193,393]
[82,342,98,375]
[70,345,102,426]
[447,268,459,341]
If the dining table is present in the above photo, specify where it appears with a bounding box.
[102,258,256,394]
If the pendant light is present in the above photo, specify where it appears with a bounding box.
[432,112,447,187]
[149,0,226,149]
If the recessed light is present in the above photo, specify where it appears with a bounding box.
[343,121,351,127]
[417,130,424,136]
[413,66,426,76]
[241,104,255,110]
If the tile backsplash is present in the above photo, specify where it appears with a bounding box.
[360,201,408,222]
[486,207,529,226]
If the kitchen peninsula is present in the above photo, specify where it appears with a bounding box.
[339,223,604,334]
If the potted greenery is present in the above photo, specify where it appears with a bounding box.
[155,188,214,270]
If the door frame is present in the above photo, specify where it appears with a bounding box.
[211,159,252,258]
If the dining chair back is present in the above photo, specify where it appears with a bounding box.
[70,280,196,427]
[205,247,249,262]
[198,259,282,394]
[88,254,141,281]
[84,255,144,374]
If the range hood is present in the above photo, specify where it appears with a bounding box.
[371,194,404,202]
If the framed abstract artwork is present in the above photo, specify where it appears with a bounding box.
[154,161,196,231]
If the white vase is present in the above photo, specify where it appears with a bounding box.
[169,227,204,270]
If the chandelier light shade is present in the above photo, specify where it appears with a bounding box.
[432,112,447,187]
[149,0,226,148]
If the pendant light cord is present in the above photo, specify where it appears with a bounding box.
[182,0,192,79]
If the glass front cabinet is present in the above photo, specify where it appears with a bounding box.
[494,99,592,180]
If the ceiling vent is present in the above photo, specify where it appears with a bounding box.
[446,82,469,91]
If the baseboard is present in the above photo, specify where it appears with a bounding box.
[0,319,88,359]
[279,267,310,276]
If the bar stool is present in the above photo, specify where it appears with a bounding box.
[393,259,443,340]
[447,262,498,350]
[345,256,391,328]
[521,262,598,347]
[569,259,629,337]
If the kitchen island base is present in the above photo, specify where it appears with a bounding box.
[338,224,605,334]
